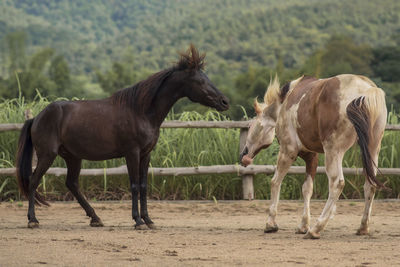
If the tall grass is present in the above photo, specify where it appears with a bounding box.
[0,96,399,201]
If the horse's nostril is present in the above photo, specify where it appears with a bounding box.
[217,97,229,111]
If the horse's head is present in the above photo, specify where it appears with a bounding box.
[174,45,229,111]
[239,76,282,167]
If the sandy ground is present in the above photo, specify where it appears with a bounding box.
[1,200,400,266]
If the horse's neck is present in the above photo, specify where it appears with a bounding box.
[148,82,183,127]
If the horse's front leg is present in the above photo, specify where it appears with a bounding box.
[126,151,147,230]
[296,152,318,234]
[265,151,296,233]
[139,154,155,229]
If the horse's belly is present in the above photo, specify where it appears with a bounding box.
[59,143,123,161]
[297,131,324,153]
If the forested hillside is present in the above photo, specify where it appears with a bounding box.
[0,0,399,118]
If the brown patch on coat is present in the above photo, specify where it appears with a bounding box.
[296,77,341,153]
[298,151,319,180]
[285,76,318,109]
[317,77,341,142]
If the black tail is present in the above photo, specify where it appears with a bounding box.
[346,97,384,189]
[16,119,48,205]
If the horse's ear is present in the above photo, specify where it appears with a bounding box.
[254,98,262,115]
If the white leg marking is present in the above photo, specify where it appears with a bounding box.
[296,174,313,234]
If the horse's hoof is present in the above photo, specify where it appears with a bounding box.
[295,227,309,234]
[303,231,320,239]
[28,221,39,228]
[356,228,369,235]
[147,223,157,230]
[90,219,104,227]
[264,224,279,233]
[135,224,149,230]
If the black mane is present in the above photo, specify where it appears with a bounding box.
[279,82,291,103]
[111,68,174,113]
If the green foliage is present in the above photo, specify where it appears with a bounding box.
[372,46,400,82]
[0,0,400,117]
[233,67,271,117]
[371,46,400,109]
[301,35,373,78]
[5,31,27,74]
[49,55,71,94]
[96,59,136,94]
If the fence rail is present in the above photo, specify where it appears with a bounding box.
[1,165,400,177]
[1,121,399,200]
[1,121,400,131]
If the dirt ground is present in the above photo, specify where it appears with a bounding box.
[1,200,400,266]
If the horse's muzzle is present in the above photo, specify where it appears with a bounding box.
[217,96,229,111]
[239,146,252,167]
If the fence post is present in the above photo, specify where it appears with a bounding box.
[24,109,37,167]
[239,128,254,200]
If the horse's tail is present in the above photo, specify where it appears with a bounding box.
[16,119,49,206]
[346,87,387,189]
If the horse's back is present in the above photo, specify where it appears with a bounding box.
[279,74,385,154]
[31,99,122,160]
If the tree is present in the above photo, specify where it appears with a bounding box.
[2,48,59,99]
[49,55,71,95]
[300,35,373,78]
[6,31,27,74]
[371,46,400,82]
[96,61,136,94]
[321,35,373,77]
[232,67,271,118]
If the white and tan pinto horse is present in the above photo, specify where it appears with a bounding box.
[240,74,387,239]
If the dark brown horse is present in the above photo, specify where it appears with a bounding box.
[16,45,229,229]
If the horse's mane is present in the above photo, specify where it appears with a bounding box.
[176,44,205,71]
[111,68,174,113]
[264,75,317,105]
[264,75,281,105]
[111,44,205,113]
[255,75,318,113]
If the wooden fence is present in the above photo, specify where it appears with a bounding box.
[1,121,400,200]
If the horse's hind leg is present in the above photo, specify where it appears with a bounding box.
[304,151,345,239]
[64,156,103,227]
[357,142,382,235]
[357,176,376,235]
[296,152,318,234]
[27,154,56,228]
